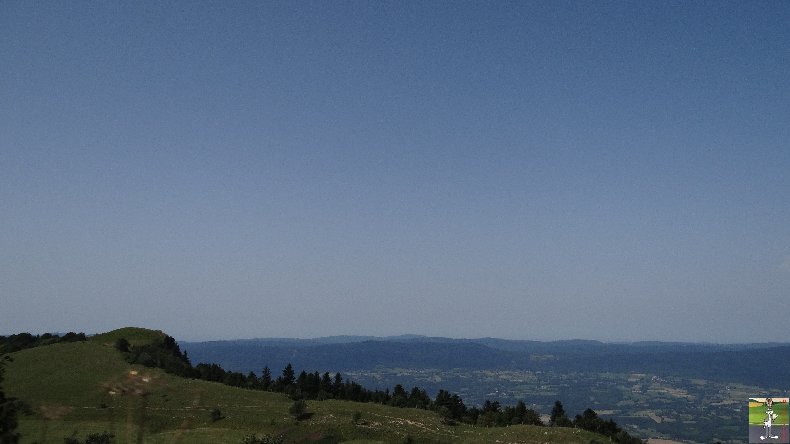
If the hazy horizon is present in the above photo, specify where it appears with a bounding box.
[2,1,789,343]
[175,332,790,345]
[6,326,790,345]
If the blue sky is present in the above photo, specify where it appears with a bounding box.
[2,1,789,342]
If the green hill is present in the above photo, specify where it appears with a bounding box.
[91,327,169,348]
[3,328,609,443]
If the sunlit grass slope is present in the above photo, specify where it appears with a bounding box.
[4,327,606,443]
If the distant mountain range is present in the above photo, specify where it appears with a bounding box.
[181,335,790,388]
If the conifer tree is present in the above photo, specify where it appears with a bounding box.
[549,400,571,427]
[280,363,295,386]
[260,366,272,390]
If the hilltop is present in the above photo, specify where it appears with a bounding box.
[1,327,611,444]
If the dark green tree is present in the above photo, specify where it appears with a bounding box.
[125,334,192,377]
[549,400,571,427]
[305,371,320,397]
[504,400,528,425]
[60,332,86,342]
[318,372,332,399]
[522,406,542,426]
[223,371,246,388]
[114,338,130,353]
[482,400,501,413]
[433,389,467,421]
[195,363,226,382]
[280,364,295,387]
[574,408,601,431]
[260,366,272,391]
[574,408,639,443]
[332,373,343,397]
[246,371,259,390]
[0,355,20,444]
[391,384,408,407]
[408,387,430,409]
[296,371,308,391]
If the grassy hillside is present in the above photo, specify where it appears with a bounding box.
[3,328,608,444]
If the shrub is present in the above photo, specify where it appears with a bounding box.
[63,432,114,444]
[241,433,284,444]
[84,432,114,444]
[289,399,308,420]
[210,408,223,422]
[113,338,130,353]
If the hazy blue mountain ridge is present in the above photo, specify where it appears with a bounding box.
[181,336,790,389]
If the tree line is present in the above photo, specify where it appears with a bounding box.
[0,332,87,354]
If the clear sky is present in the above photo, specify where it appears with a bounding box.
[2,1,788,342]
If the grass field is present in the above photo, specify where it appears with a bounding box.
[749,399,789,425]
[4,329,608,443]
